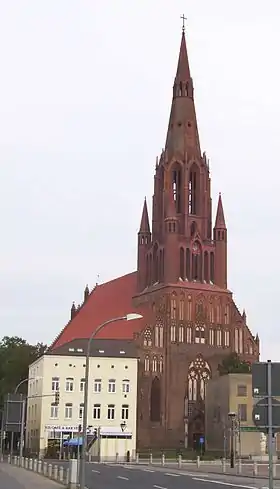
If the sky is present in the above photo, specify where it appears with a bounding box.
[0,0,279,361]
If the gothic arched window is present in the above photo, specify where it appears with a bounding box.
[204,251,209,282]
[172,163,182,213]
[150,377,161,422]
[153,243,159,283]
[180,247,185,279]
[144,356,150,372]
[188,356,211,401]
[192,241,202,281]
[188,163,199,215]
[187,295,192,320]
[143,328,152,347]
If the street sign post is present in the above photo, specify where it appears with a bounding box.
[252,360,280,489]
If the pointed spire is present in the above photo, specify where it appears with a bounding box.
[84,284,89,302]
[175,30,191,83]
[139,198,150,233]
[71,302,76,320]
[214,193,226,229]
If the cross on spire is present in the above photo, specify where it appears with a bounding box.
[180,14,187,32]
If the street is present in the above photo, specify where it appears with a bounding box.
[83,462,279,489]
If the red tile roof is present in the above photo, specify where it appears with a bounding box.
[51,272,145,350]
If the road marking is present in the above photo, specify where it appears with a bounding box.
[91,469,100,473]
[192,477,256,489]
[117,475,129,480]
[143,468,155,472]
[164,472,180,477]
[153,486,167,489]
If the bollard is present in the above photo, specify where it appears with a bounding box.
[161,454,165,466]
[7,455,11,464]
[29,458,33,470]
[222,458,226,473]
[38,460,42,473]
[33,459,37,472]
[48,464,52,478]
[59,466,64,483]
[43,461,48,475]
[149,452,153,465]
[66,467,70,486]
[69,459,78,489]
[178,454,182,468]
[136,453,139,464]
[237,459,242,474]
[196,456,200,468]
[25,458,29,469]
[13,456,17,465]
[253,461,258,476]
[53,465,58,480]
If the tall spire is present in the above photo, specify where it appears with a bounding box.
[175,28,191,84]
[139,198,150,233]
[214,193,226,229]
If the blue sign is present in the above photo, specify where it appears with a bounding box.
[199,436,204,445]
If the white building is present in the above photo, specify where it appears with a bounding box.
[26,339,138,460]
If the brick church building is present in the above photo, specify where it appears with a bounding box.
[51,27,259,450]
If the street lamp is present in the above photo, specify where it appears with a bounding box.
[228,411,236,468]
[79,313,143,489]
[10,378,32,458]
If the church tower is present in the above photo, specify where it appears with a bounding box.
[137,26,227,292]
[134,22,259,451]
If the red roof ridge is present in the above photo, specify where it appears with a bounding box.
[49,271,137,350]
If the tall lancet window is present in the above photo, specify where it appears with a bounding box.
[189,163,199,215]
[172,164,182,213]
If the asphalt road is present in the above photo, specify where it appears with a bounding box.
[0,468,24,489]
[84,462,278,489]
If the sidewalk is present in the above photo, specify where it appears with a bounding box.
[0,463,63,489]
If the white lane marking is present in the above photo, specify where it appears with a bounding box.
[192,477,256,489]
[153,486,167,489]
[164,472,180,477]
[143,468,155,472]
[91,469,100,473]
[117,475,129,480]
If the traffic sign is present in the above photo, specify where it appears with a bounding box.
[252,362,280,397]
[199,436,204,445]
[252,396,280,434]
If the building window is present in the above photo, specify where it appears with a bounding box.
[51,377,59,392]
[108,379,116,393]
[239,329,243,354]
[93,404,101,419]
[216,329,222,346]
[152,356,157,372]
[79,403,84,419]
[234,328,239,352]
[143,328,152,347]
[159,356,163,373]
[224,330,230,347]
[178,325,184,342]
[65,377,74,392]
[179,299,184,321]
[170,325,176,342]
[209,328,214,345]
[171,297,176,319]
[195,326,205,344]
[155,325,159,347]
[121,404,129,420]
[94,379,102,393]
[50,403,58,419]
[216,303,222,324]
[144,356,150,372]
[187,296,192,320]
[186,326,192,343]
[107,404,115,420]
[80,378,85,392]
[238,403,247,422]
[122,380,130,393]
[65,403,73,419]
[237,385,247,397]
[159,326,164,347]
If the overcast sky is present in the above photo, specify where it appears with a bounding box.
[0,1,279,361]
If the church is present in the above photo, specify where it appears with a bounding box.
[50,26,259,450]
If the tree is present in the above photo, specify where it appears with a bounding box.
[0,336,47,406]
[218,352,251,376]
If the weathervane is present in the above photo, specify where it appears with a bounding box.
[180,14,187,32]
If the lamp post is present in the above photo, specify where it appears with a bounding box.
[79,313,143,489]
[10,378,31,458]
[228,412,236,468]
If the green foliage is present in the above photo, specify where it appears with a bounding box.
[218,352,251,376]
[0,336,47,406]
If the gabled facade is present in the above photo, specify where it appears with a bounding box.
[50,26,259,451]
